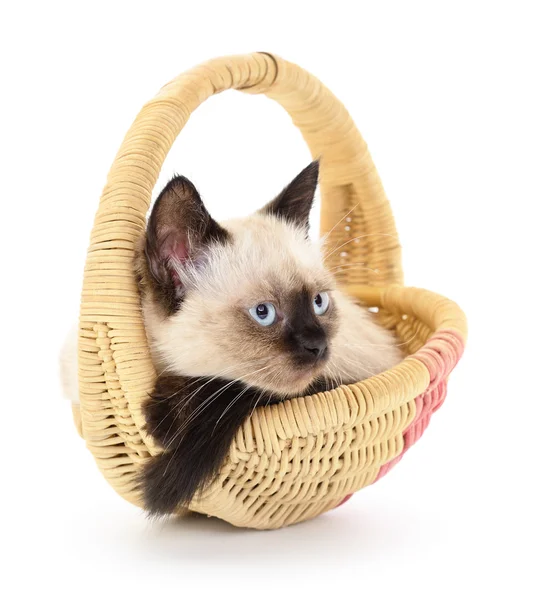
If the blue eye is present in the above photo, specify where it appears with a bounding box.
[313,292,330,315]
[249,302,277,326]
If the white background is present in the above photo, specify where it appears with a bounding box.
[2,1,545,598]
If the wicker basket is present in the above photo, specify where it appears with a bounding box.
[74,53,467,530]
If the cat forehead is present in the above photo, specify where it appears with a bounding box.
[204,213,332,296]
[226,214,323,268]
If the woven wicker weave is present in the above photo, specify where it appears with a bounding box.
[74,53,467,530]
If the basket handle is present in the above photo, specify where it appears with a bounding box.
[78,54,402,501]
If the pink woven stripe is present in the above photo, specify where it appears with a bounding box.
[376,380,447,480]
[375,329,465,481]
[332,328,465,507]
[412,329,465,388]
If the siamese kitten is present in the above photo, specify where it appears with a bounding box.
[132,161,403,515]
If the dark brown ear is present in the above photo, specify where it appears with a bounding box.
[142,175,230,314]
[260,160,319,231]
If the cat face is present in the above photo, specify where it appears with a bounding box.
[137,161,339,396]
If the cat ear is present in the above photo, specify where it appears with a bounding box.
[143,175,230,311]
[260,160,319,231]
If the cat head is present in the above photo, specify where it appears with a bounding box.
[136,161,339,396]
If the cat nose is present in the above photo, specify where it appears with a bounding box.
[303,341,327,358]
[299,335,328,361]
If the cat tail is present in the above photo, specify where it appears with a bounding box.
[138,378,271,517]
[138,410,241,516]
[137,446,204,516]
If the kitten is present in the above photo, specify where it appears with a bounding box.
[133,161,403,515]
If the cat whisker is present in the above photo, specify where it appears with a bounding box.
[212,383,255,433]
[320,204,360,246]
[179,366,270,431]
[157,376,226,444]
[263,392,275,408]
[168,365,271,447]
[148,361,258,438]
[323,232,398,262]
[249,387,269,419]
[161,369,269,477]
